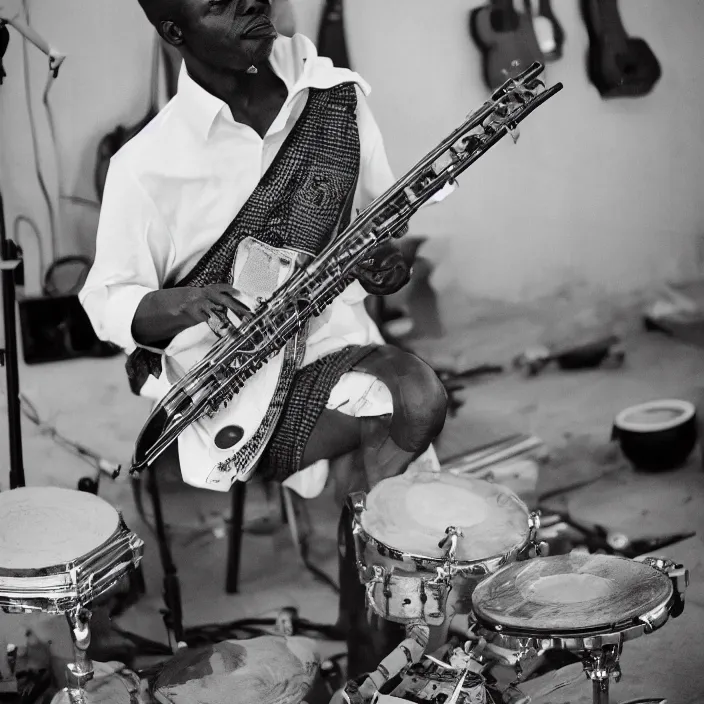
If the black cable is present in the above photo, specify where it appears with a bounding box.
[20,0,58,268]
[16,391,121,478]
[42,254,92,297]
[12,214,44,285]
[60,194,100,211]
[301,555,340,593]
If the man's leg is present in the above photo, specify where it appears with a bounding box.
[300,346,448,678]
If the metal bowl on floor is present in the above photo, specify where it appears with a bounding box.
[612,399,698,472]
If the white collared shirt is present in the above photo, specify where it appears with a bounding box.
[80,33,451,494]
[80,33,398,390]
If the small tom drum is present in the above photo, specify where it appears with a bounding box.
[471,553,688,650]
[0,487,144,614]
[350,472,540,626]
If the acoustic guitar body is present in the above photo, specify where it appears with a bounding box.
[470,0,544,91]
[581,0,661,98]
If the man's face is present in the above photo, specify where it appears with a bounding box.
[170,0,277,71]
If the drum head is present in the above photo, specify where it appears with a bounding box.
[153,636,320,704]
[0,487,119,571]
[472,553,674,633]
[361,473,530,561]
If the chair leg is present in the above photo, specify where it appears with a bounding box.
[225,481,247,594]
[281,485,304,564]
[279,483,289,525]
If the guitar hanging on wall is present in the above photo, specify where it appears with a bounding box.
[470,0,545,91]
[581,0,661,98]
[524,0,565,62]
[317,0,351,69]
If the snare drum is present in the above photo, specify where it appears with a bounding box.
[350,472,539,626]
[471,552,688,653]
[0,487,144,614]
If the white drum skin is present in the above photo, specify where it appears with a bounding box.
[352,472,538,626]
[0,487,144,614]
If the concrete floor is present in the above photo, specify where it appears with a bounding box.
[1,288,703,703]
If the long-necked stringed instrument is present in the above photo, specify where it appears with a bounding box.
[128,64,562,485]
[525,0,565,62]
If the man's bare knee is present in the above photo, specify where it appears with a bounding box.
[354,346,448,455]
[391,351,447,453]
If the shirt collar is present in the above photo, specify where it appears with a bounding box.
[175,34,370,141]
[175,48,295,140]
[176,65,229,140]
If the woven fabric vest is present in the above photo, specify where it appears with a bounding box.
[126,82,361,394]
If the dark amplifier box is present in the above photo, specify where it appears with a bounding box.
[17,294,121,364]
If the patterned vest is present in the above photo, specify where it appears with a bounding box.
[126,82,361,394]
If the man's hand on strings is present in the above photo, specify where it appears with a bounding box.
[170,284,253,327]
[132,284,253,347]
[354,240,412,296]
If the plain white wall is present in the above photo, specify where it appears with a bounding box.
[1,0,704,301]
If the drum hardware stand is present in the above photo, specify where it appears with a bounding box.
[0,20,64,492]
[0,191,26,490]
[109,468,346,665]
[583,643,622,704]
[144,466,186,653]
[62,608,95,703]
[581,641,665,704]
[0,643,18,696]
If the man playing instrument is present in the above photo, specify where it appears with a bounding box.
[80,0,449,677]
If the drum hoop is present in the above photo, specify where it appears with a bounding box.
[0,528,144,615]
[475,598,673,654]
[0,516,131,578]
[473,579,675,645]
[354,518,530,573]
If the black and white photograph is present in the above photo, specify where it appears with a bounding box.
[0,1,701,703]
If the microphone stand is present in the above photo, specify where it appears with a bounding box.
[0,15,65,489]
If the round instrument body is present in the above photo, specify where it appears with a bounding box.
[352,472,537,625]
[0,487,144,614]
[152,636,320,704]
[612,399,697,472]
[471,553,676,651]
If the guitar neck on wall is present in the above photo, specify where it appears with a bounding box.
[317,0,351,69]
[525,0,565,62]
[470,0,545,91]
[581,0,662,98]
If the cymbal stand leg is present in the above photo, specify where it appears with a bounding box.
[64,607,94,703]
[593,676,611,704]
[585,646,621,704]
